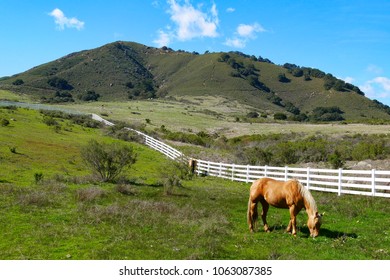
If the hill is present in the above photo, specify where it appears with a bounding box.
[1,41,390,121]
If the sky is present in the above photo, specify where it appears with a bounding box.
[1,0,390,105]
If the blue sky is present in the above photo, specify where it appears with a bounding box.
[1,0,390,105]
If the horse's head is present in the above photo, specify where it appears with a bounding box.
[307,212,323,237]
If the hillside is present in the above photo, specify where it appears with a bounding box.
[1,41,390,121]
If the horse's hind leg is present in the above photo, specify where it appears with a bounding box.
[248,199,258,233]
[260,199,270,232]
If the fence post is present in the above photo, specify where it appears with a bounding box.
[219,163,222,177]
[284,166,288,181]
[372,169,376,196]
[246,165,250,183]
[306,167,310,189]
[338,168,342,196]
[264,165,268,177]
[207,161,210,175]
[231,164,235,181]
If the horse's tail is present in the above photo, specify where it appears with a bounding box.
[247,192,258,233]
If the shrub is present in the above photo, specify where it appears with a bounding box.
[81,140,137,182]
[1,118,10,127]
[47,77,73,90]
[246,111,259,118]
[158,159,193,195]
[274,113,287,120]
[12,79,24,85]
[78,90,100,101]
[75,186,106,202]
[328,150,345,169]
[278,73,290,83]
[34,172,44,184]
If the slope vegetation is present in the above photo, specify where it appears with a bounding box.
[1,41,390,121]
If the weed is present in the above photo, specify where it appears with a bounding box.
[75,186,107,202]
[34,172,44,184]
[115,184,136,196]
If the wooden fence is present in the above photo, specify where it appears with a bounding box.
[92,114,390,198]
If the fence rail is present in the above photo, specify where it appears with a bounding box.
[92,114,390,198]
[92,114,185,161]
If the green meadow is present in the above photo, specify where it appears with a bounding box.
[0,106,389,260]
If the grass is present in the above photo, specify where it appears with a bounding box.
[0,106,389,260]
[39,97,390,138]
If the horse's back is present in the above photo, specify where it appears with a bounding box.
[250,178,301,208]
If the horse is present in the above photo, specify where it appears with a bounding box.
[247,177,323,237]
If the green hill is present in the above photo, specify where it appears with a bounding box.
[1,41,390,121]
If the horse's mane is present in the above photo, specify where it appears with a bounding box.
[295,180,317,211]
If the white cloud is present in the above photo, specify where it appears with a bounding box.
[49,8,84,30]
[366,64,383,75]
[342,76,355,84]
[224,22,266,48]
[168,0,219,40]
[154,0,219,47]
[237,23,266,38]
[224,38,245,48]
[360,77,390,99]
[226,7,235,13]
[153,30,172,47]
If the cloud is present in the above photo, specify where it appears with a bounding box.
[342,76,355,84]
[49,8,84,30]
[154,0,219,46]
[360,77,390,99]
[237,23,266,38]
[153,30,172,47]
[224,38,245,48]
[226,7,235,13]
[366,64,383,75]
[224,22,266,48]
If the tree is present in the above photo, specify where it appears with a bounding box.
[278,73,290,83]
[47,77,73,90]
[78,90,100,101]
[81,140,137,182]
[12,79,24,85]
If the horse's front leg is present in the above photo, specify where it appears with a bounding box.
[260,200,270,232]
[288,205,298,236]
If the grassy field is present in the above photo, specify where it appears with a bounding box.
[1,106,389,260]
[3,90,390,138]
[53,97,390,137]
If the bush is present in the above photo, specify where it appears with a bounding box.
[278,73,290,83]
[12,79,24,85]
[158,159,193,195]
[1,118,10,127]
[78,90,100,101]
[274,113,287,120]
[328,150,345,169]
[47,77,73,90]
[246,111,259,118]
[75,186,106,202]
[81,140,137,182]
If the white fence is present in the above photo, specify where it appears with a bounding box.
[92,114,390,198]
[91,114,185,160]
[195,160,390,198]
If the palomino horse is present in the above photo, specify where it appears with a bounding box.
[247,177,323,237]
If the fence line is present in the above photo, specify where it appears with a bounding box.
[91,114,185,161]
[92,114,390,198]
